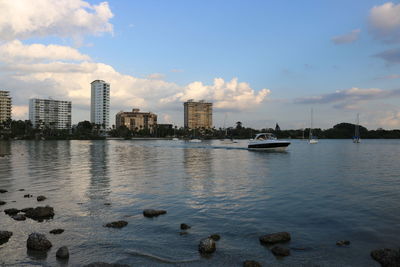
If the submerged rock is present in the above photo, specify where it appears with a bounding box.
[4,208,19,216]
[336,240,350,246]
[11,214,26,221]
[259,232,291,245]
[84,263,130,267]
[24,194,33,198]
[105,221,128,228]
[271,246,290,257]
[180,223,191,230]
[371,248,400,267]
[50,229,64,235]
[18,189,25,191]
[0,200,6,205]
[37,195,47,202]
[0,231,13,245]
[0,189,8,193]
[56,246,69,259]
[243,260,262,267]
[26,232,52,251]
[20,207,33,213]
[198,237,216,254]
[209,234,221,241]
[143,209,167,218]
[24,206,54,221]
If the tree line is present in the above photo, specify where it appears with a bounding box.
[1,119,400,140]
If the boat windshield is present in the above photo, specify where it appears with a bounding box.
[255,133,276,140]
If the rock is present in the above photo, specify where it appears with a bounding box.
[198,237,216,254]
[371,248,400,267]
[56,246,69,259]
[243,260,262,267]
[336,240,350,246]
[21,207,33,213]
[24,194,33,198]
[26,232,52,251]
[180,223,191,230]
[105,221,128,228]
[104,203,111,206]
[11,214,26,221]
[143,209,167,218]
[24,206,54,221]
[259,232,291,245]
[209,234,221,241]
[18,189,25,191]
[4,208,19,216]
[83,263,130,267]
[0,200,6,205]
[50,229,64,235]
[0,189,7,193]
[37,195,47,202]
[271,246,290,257]
[0,231,13,245]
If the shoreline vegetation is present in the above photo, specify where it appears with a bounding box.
[1,120,400,141]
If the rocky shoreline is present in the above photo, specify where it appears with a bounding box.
[1,188,399,266]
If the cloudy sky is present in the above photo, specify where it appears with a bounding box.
[2,0,400,129]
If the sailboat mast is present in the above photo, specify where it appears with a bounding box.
[309,108,313,139]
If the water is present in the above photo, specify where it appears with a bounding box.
[1,139,400,266]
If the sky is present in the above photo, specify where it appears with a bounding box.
[1,0,400,129]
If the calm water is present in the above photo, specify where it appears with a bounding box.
[0,139,400,266]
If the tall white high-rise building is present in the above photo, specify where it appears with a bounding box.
[0,90,12,123]
[29,98,72,129]
[90,80,110,129]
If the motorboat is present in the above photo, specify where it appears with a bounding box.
[220,138,238,144]
[189,138,202,143]
[248,133,290,150]
[172,137,179,141]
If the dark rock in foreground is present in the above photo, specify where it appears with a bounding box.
[0,189,8,193]
[24,206,54,221]
[198,237,216,254]
[209,234,221,241]
[12,214,26,221]
[243,260,262,267]
[0,231,13,245]
[259,232,291,245]
[4,208,19,216]
[83,262,130,267]
[0,200,6,205]
[50,229,64,235]
[271,246,290,257]
[105,221,128,228]
[143,209,167,218]
[26,233,52,251]
[37,195,47,202]
[24,194,33,198]
[371,248,400,267]
[180,223,191,230]
[20,207,33,213]
[56,246,69,259]
[336,240,350,246]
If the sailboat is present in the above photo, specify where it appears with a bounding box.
[220,114,237,144]
[353,113,361,143]
[189,127,202,143]
[309,108,318,144]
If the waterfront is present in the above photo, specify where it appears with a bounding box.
[0,139,400,266]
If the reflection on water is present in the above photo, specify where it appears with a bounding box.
[0,139,400,266]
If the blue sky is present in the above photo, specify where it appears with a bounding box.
[2,0,400,129]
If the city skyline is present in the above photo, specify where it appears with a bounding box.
[1,1,400,129]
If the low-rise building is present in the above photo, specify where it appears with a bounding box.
[115,109,157,133]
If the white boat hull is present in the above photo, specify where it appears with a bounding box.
[309,139,318,144]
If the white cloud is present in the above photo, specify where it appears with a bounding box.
[0,40,91,63]
[331,29,361,45]
[379,111,400,128]
[146,73,166,80]
[0,0,113,41]
[160,78,270,110]
[369,2,400,43]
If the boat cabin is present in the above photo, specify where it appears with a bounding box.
[254,133,277,140]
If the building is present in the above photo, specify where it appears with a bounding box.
[0,91,12,123]
[184,100,212,129]
[115,109,157,133]
[29,98,71,129]
[91,80,110,129]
